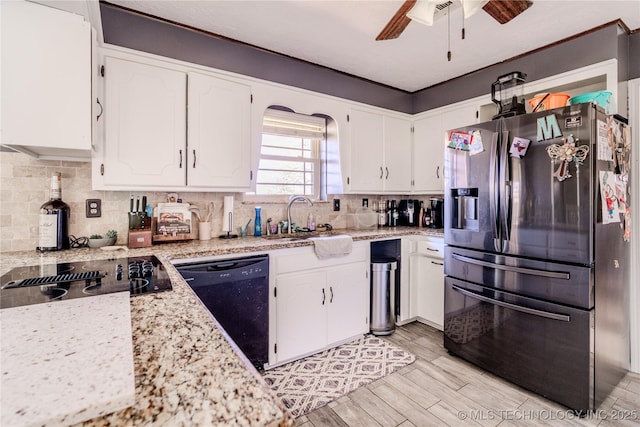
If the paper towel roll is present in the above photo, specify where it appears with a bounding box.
[222,196,234,232]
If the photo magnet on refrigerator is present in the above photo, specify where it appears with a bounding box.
[469,130,484,156]
[509,137,531,158]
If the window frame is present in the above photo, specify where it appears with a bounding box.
[249,108,327,201]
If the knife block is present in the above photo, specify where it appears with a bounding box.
[128,229,152,248]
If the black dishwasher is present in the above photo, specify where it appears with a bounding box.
[174,255,269,370]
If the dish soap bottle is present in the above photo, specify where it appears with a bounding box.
[307,212,316,231]
[254,207,262,237]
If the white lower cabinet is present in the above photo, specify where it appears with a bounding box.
[326,264,371,343]
[401,235,445,330]
[275,270,327,361]
[270,244,370,366]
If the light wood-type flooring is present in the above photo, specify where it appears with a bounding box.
[297,322,640,427]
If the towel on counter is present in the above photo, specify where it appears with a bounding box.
[310,235,353,260]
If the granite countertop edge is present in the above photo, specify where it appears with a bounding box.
[0,227,443,426]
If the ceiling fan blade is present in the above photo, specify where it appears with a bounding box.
[482,0,533,24]
[376,0,417,41]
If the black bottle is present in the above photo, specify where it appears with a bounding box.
[389,200,398,227]
[37,172,70,252]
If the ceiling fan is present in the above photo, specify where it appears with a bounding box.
[376,0,533,41]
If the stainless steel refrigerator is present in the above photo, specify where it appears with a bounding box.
[443,102,631,412]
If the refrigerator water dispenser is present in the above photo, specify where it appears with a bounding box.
[451,188,479,231]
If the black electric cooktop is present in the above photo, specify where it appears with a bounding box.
[0,255,172,309]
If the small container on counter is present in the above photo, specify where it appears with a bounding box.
[254,207,262,237]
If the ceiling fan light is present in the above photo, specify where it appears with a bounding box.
[461,0,489,18]
[407,0,438,26]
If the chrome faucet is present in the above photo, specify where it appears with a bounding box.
[287,195,313,234]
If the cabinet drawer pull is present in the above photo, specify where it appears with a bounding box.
[385,167,389,179]
[379,167,383,179]
[322,288,325,305]
[427,247,439,252]
[193,149,196,168]
[330,286,334,303]
[179,149,183,168]
[430,261,444,266]
[436,165,440,179]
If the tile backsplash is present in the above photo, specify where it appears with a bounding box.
[1,151,438,253]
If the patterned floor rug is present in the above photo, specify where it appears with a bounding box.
[262,334,415,418]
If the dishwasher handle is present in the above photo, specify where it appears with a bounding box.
[175,255,269,287]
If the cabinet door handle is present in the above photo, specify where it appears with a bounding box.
[322,288,325,305]
[430,261,444,266]
[436,166,440,179]
[96,98,103,122]
[385,167,389,179]
[380,167,383,179]
[179,150,183,168]
[193,149,196,168]
[330,286,334,303]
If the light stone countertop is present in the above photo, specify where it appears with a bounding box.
[0,292,135,427]
[0,227,443,426]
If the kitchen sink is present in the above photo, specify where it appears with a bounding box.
[261,230,337,241]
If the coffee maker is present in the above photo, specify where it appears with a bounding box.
[429,198,444,228]
[398,199,420,226]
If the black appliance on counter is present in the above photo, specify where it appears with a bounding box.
[174,254,269,370]
[444,103,631,412]
[0,255,172,309]
[398,199,420,226]
[429,198,444,228]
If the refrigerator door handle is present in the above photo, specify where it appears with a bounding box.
[489,131,501,252]
[451,285,571,322]
[500,130,511,250]
[451,253,571,280]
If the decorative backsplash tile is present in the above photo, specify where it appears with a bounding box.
[0,151,436,253]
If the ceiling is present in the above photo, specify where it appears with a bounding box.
[84,1,640,92]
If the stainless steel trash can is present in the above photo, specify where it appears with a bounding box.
[370,260,397,336]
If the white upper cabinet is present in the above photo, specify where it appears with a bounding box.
[347,109,385,192]
[383,116,413,193]
[187,72,251,189]
[347,109,412,193]
[412,113,444,193]
[441,103,478,136]
[412,102,478,193]
[1,0,91,160]
[102,56,187,187]
[94,54,252,191]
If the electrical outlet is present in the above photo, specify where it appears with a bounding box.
[362,198,368,208]
[86,199,101,218]
[333,199,340,211]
